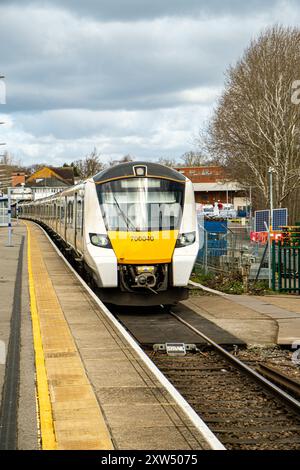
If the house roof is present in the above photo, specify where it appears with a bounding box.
[193,182,243,192]
[26,177,69,188]
[51,167,74,185]
[26,166,74,186]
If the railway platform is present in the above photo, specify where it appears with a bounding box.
[1,220,300,451]
[0,221,222,450]
[186,285,300,345]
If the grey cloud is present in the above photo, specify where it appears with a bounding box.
[0,0,287,21]
[15,102,213,140]
[1,0,300,165]
[1,7,253,113]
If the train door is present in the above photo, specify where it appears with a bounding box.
[66,196,75,247]
[75,192,84,253]
[57,197,62,236]
[74,192,78,250]
[63,196,67,240]
[54,201,57,232]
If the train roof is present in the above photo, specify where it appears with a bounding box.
[93,161,186,184]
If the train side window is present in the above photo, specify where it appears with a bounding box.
[76,198,82,230]
[81,196,84,236]
[61,200,65,222]
[67,199,73,226]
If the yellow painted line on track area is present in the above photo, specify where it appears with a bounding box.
[25,221,114,450]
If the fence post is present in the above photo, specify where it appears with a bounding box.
[293,246,296,293]
[272,240,276,291]
[204,229,208,274]
[298,247,300,295]
[278,242,282,292]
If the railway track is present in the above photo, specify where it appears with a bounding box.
[38,224,300,450]
[116,307,300,450]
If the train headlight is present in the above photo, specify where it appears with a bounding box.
[176,231,196,247]
[89,233,112,248]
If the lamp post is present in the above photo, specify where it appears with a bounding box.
[268,167,275,288]
[0,74,11,245]
[249,186,252,222]
[268,167,275,230]
[7,186,12,246]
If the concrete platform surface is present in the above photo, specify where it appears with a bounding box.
[0,224,38,449]
[185,289,300,345]
[25,222,213,450]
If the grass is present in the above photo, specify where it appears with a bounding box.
[191,266,272,295]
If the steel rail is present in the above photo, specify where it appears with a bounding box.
[257,363,300,398]
[169,310,300,413]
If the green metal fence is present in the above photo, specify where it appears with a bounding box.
[272,241,300,294]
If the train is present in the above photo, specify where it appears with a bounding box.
[20,161,199,306]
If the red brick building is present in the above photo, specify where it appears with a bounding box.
[175,166,247,208]
[11,172,26,187]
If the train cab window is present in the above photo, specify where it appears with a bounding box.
[97,177,184,232]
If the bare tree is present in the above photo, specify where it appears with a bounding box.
[180,151,207,167]
[74,147,105,178]
[26,163,48,175]
[157,157,177,168]
[206,26,300,222]
[120,154,134,163]
[107,154,135,167]
[0,152,26,190]
[0,151,13,166]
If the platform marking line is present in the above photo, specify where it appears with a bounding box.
[26,222,114,450]
[189,279,231,297]
[26,222,56,450]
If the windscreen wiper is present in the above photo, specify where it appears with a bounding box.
[113,195,138,231]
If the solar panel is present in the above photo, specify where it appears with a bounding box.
[272,208,288,231]
[255,210,270,232]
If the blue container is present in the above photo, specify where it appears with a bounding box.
[204,219,227,234]
[198,219,228,260]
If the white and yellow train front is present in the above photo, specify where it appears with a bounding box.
[83,162,199,305]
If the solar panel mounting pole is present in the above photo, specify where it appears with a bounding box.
[249,186,252,227]
[269,167,274,229]
[268,167,275,288]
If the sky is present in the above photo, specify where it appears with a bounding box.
[0,0,300,166]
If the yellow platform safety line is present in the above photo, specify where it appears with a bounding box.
[25,221,114,450]
[25,221,57,450]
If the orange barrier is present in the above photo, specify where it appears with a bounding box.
[250,231,282,245]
